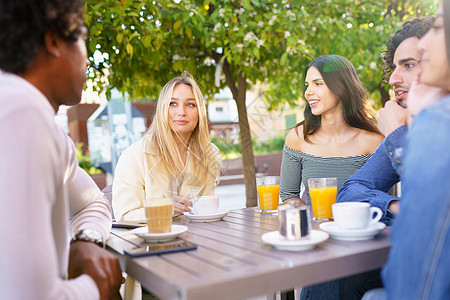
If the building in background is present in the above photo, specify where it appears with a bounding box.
[208,88,239,143]
[87,90,154,175]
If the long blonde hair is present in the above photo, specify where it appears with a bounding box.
[144,72,221,185]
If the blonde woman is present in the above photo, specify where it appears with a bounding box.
[112,73,221,221]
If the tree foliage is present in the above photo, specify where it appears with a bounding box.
[86,0,436,205]
[86,0,436,102]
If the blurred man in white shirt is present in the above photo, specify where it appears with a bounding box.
[0,0,122,299]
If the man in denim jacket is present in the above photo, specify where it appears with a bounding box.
[380,3,450,297]
[329,17,437,300]
[337,17,434,223]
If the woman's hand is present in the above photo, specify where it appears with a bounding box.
[172,195,193,215]
[282,197,307,206]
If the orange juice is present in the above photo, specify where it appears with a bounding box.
[309,187,337,221]
[257,184,280,210]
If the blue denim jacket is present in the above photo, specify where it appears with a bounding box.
[337,125,407,222]
[382,96,450,300]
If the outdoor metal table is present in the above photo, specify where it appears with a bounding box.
[107,207,391,300]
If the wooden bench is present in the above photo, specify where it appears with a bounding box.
[219,165,268,186]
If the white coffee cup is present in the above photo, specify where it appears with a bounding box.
[332,202,383,230]
[191,195,219,215]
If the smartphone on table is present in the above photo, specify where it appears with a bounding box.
[112,220,146,229]
[124,239,197,257]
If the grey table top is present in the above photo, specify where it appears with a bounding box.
[107,207,391,300]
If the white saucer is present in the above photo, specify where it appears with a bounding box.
[261,230,329,251]
[131,225,188,242]
[183,210,229,222]
[319,222,386,241]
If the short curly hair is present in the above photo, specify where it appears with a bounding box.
[0,0,85,74]
[381,16,435,82]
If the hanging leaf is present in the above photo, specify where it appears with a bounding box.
[280,52,288,66]
[116,32,123,44]
[174,19,183,35]
[126,43,133,59]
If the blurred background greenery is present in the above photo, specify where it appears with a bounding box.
[76,143,104,175]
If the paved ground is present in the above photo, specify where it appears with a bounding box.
[216,183,247,211]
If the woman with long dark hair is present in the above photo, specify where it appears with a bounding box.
[279,54,384,300]
[280,54,383,206]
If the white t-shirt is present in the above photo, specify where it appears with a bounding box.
[0,71,112,299]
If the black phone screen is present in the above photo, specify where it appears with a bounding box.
[124,239,197,257]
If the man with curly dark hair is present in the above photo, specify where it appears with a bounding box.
[0,0,123,299]
[382,17,435,106]
[337,16,434,222]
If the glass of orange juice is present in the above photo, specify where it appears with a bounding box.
[308,177,337,222]
[256,176,280,214]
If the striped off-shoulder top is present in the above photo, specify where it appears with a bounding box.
[279,144,372,206]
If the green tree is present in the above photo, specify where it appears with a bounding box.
[86,0,435,206]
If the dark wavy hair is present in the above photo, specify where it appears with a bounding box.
[0,0,85,74]
[296,55,379,143]
[381,16,435,82]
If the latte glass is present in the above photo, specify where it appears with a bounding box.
[144,198,173,233]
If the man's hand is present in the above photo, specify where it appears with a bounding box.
[172,195,193,215]
[407,74,447,127]
[377,100,407,137]
[69,241,122,300]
